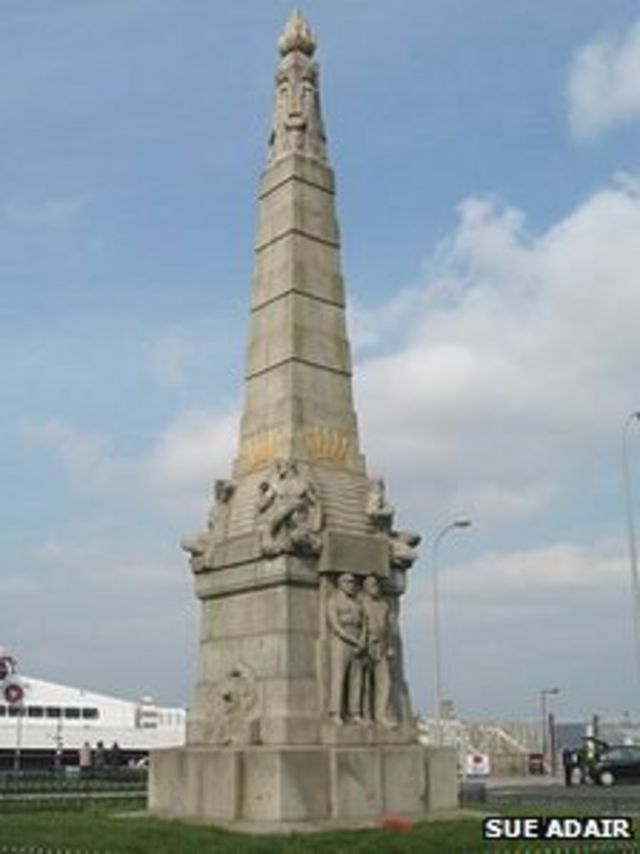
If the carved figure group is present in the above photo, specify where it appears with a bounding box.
[181,478,235,572]
[326,572,397,726]
[366,478,421,569]
[366,478,394,531]
[257,460,323,557]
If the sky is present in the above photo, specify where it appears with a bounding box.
[2,0,640,723]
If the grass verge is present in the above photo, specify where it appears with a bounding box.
[0,807,484,853]
[0,806,636,853]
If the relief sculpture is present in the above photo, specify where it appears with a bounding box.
[208,663,259,745]
[181,478,235,572]
[366,477,421,570]
[257,460,323,557]
[366,478,395,532]
[326,573,401,727]
[389,530,421,569]
[360,575,395,726]
[326,573,366,724]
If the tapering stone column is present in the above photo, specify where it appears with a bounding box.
[149,11,457,829]
[236,10,364,479]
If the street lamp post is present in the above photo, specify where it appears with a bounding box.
[540,687,559,774]
[432,518,472,746]
[622,411,640,685]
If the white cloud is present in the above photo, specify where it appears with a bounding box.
[22,174,640,541]
[147,329,194,388]
[349,286,425,353]
[16,536,197,704]
[446,540,626,597]
[403,537,630,700]
[568,18,640,139]
[454,481,556,527]
[31,538,182,588]
[19,418,126,489]
[356,175,640,526]
[145,409,238,490]
[402,537,635,718]
[19,407,238,527]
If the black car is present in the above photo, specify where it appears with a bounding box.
[590,745,640,786]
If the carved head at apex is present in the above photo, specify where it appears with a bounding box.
[268,18,326,164]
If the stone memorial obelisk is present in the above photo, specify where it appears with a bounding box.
[149,11,457,828]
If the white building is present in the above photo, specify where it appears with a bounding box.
[0,652,186,760]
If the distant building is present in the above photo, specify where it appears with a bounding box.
[0,653,185,769]
[419,714,640,778]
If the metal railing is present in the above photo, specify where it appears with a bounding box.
[0,768,147,811]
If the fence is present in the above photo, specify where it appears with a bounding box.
[0,769,147,812]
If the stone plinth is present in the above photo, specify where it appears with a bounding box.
[149,744,457,828]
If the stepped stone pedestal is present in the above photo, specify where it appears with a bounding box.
[150,744,457,827]
[149,11,458,831]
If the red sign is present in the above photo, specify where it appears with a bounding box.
[4,682,24,705]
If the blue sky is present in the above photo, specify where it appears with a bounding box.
[3,1,640,723]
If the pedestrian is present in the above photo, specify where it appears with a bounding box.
[561,747,574,786]
[94,740,106,775]
[79,741,92,778]
[577,743,590,784]
[109,741,122,770]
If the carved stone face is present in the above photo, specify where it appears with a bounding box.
[363,575,381,598]
[269,52,325,163]
[337,573,356,597]
[214,479,234,502]
[276,63,317,129]
[276,459,297,480]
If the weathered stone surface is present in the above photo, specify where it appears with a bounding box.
[200,585,317,639]
[150,744,456,826]
[193,554,318,600]
[149,747,240,821]
[424,746,460,811]
[319,530,389,576]
[255,175,339,248]
[246,294,351,378]
[195,635,316,684]
[320,720,418,745]
[382,746,428,814]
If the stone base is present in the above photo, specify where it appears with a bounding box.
[148,743,457,830]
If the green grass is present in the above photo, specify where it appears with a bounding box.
[0,808,485,853]
[0,807,636,853]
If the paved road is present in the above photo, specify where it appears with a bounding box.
[463,776,640,812]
